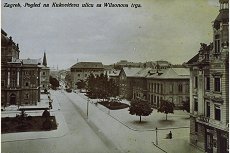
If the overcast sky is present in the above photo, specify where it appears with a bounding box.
[2,0,219,69]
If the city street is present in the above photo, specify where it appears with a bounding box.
[2,90,203,153]
[1,90,118,153]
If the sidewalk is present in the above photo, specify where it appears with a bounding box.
[1,91,69,142]
[74,90,190,131]
[67,90,203,153]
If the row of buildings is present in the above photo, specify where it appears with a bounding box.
[187,0,229,152]
[1,29,50,107]
[69,61,190,108]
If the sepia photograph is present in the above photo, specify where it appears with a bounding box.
[1,0,229,153]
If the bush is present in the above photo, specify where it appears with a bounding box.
[27,116,33,120]
[3,117,10,122]
[98,101,129,110]
[42,110,50,118]
[1,123,9,131]
[42,118,52,130]
[16,123,33,132]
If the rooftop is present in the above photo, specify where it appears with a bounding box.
[146,68,190,79]
[21,58,42,65]
[71,62,104,69]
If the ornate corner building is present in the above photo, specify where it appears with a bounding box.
[1,29,42,107]
[187,0,229,152]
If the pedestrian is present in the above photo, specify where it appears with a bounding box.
[169,131,172,139]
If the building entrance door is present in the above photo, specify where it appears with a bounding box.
[207,133,213,153]
[10,93,16,105]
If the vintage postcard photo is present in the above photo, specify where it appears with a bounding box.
[1,0,229,153]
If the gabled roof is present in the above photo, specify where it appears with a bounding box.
[134,68,152,77]
[71,62,104,69]
[121,67,152,78]
[146,68,189,79]
[122,67,143,77]
[172,68,190,76]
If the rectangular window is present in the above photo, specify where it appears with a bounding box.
[169,84,173,93]
[151,95,153,105]
[24,93,29,99]
[161,84,163,93]
[195,122,198,132]
[1,80,5,87]
[214,77,221,92]
[194,76,198,89]
[215,105,221,121]
[11,79,16,87]
[157,83,159,93]
[215,35,220,53]
[194,98,198,111]
[185,84,189,93]
[206,77,210,91]
[178,84,183,93]
[206,102,210,117]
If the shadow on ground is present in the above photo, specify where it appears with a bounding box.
[158,119,175,126]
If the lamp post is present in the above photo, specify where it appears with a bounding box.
[108,103,110,115]
[156,127,158,145]
[87,98,89,118]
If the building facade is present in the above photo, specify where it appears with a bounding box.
[1,30,41,107]
[70,62,104,89]
[117,67,189,108]
[146,68,190,108]
[187,1,229,152]
[118,67,145,100]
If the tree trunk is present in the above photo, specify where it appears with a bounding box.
[166,114,167,120]
[139,116,142,123]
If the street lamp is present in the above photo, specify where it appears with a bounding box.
[87,98,89,118]
[156,127,158,145]
[108,103,110,115]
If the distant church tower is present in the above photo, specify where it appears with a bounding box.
[41,52,50,92]
[43,52,47,67]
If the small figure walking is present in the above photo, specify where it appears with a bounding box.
[169,131,172,139]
